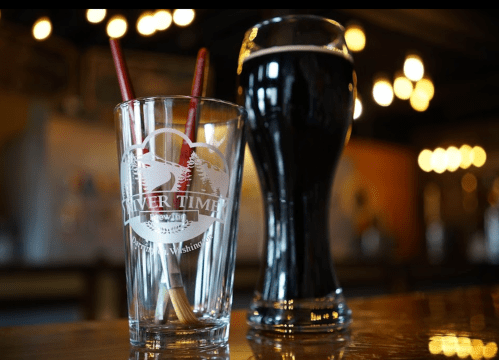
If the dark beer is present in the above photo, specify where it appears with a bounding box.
[239,46,354,323]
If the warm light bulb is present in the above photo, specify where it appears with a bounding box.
[173,9,195,27]
[137,11,156,36]
[418,149,433,172]
[484,342,498,359]
[372,77,394,106]
[457,337,472,358]
[345,24,366,52]
[154,9,172,30]
[446,146,462,172]
[472,146,486,167]
[415,77,435,101]
[441,335,458,357]
[431,147,448,174]
[471,339,484,359]
[404,54,424,82]
[86,9,106,24]
[32,17,52,41]
[429,336,443,355]
[107,15,127,39]
[354,95,362,120]
[459,145,473,169]
[410,88,430,112]
[393,73,413,100]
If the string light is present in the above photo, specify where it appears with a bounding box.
[404,54,424,82]
[345,23,366,52]
[86,9,106,24]
[21,9,439,122]
[137,11,156,36]
[393,71,413,100]
[173,9,195,27]
[27,9,195,43]
[32,17,52,41]
[429,335,497,359]
[418,149,433,172]
[410,89,430,112]
[154,9,172,31]
[418,145,487,173]
[472,146,487,167]
[446,146,462,172]
[372,75,394,107]
[431,147,448,174]
[354,94,363,120]
[414,76,435,101]
[107,14,127,39]
[460,145,474,169]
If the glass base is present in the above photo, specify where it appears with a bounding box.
[129,319,229,350]
[247,327,350,359]
[247,291,352,333]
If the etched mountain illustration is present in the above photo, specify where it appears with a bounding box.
[120,128,230,244]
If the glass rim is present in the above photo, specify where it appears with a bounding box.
[114,95,246,114]
[238,13,353,71]
[248,14,345,32]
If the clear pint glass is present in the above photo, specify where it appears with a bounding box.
[114,96,246,350]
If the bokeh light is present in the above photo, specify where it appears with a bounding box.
[418,149,433,172]
[354,94,362,120]
[173,9,195,27]
[345,24,366,52]
[404,54,424,82]
[431,147,448,174]
[410,88,430,112]
[415,77,435,101]
[393,73,413,100]
[107,14,127,38]
[460,145,474,169]
[137,11,156,36]
[372,77,394,106]
[86,9,106,24]
[154,9,172,31]
[462,172,477,193]
[446,146,462,172]
[429,335,497,359]
[484,342,498,358]
[418,145,486,173]
[32,17,52,41]
[472,146,487,167]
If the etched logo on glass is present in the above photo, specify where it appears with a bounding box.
[121,128,229,244]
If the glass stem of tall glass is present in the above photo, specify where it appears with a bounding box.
[237,14,355,333]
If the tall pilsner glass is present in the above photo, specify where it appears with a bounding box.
[237,15,355,332]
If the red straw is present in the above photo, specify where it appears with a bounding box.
[110,39,135,103]
[182,47,208,147]
[110,38,208,151]
[178,48,209,193]
[110,38,209,199]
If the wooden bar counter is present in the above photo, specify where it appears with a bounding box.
[2,285,499,359]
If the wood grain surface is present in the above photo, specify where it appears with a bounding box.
[2,285,499,359]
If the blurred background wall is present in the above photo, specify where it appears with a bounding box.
[0,9,498,326]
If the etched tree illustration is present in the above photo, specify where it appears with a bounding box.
[188,152,229,197]
[122,152,139,200]
[136,152,191,192]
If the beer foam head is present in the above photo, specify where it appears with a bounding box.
[243,45,353,64]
